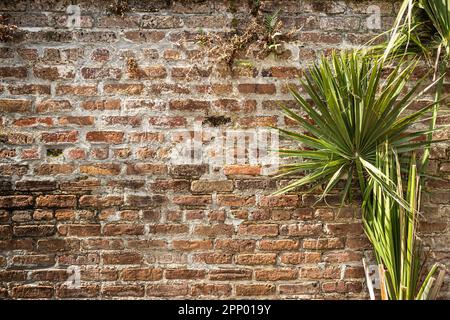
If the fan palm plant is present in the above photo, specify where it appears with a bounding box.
[274,50,447,300]
[274,50,441,207]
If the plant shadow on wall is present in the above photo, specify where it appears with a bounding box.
[272,0,450,300]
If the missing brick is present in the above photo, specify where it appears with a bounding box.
[203,116,232,127]
[46,148,64,157]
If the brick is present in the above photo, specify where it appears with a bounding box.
[146,284,188,297]
[81,268,118,281]
[104,83,144,95]
[13,117,53,127]
[120,268,163,281]
[57,224,101,237]
[12,254,55,267]
[126,163,167,175]
[36,99,72,113]
[191,180,234,193]
[148,116,186,128]
[224,165,261,176]
[36,195,76,208]
[79,195,123,208]
[173,195,212,206]
[258,239,300,251]
[41,130,78,144]
[172,240,213,251]
[169,99,210,111]
[190,284,232,297]
[217,195,254,206]
[123,31,165,43]
[165,269,206,279]
[37,239,79,252]
[0,66,27,78]
[0,270,27,282]
[325,223,364,236]
[103,224,144,236]
[86,131,124,144]
[149,180,190,192]
[0,195,33,208]
[303,238,345,250]
[129,65,167,80]
[215,239,256,252]
[81,67,121,80]
[0,99,31,112]
[0,240,33,251]
[20,149,40,159]
[237,83,276,94]
[170,164,208,177]
[193,224,233,237]
[279,282,319,295]
[11,286,54,299]
[193,252,232,264]
[129,132,164,143]
[281,223,323,237]
[314,208,335,221]
[255,269,298,281]
[58,116,94,126]
[9,84,50,95]
[33,66,74,80]
[102,252,142,265]
[104,116,142,127]
[58,253,99,266]
[75,30,117,42]
[4,132,34,145]
[57,285,100,298]
[30,270,68,281]
[127,240,167,250]
[35,164,74,175]
[81,239,124,250]
[56,84,97,96]
[80,163,121,175]
[141,15,182,28]
[0,164,28,176]
[102,285,144,297]
[262,66,302,79]
[236,284,275,296]
[280,252,321,264]
[259,195,299,207]
[0,225,12,239]
[236,253,276,265]
[238,224,279,237]
[149,224,188,234]
[209,269,252,281]
[81,99,120,110]
[91,48,110,61]
[125,195,167,207]
[299,266,340,279]
[213,99,257,112]
[0,148,16,158]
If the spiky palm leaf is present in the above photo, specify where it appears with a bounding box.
[366,0,450,172]
[363,144,443,300]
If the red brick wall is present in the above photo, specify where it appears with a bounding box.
[0,0,448,299]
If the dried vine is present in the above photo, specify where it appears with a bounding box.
[195,7,295,68]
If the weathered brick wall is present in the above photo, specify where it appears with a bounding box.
[0,0,448,299]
